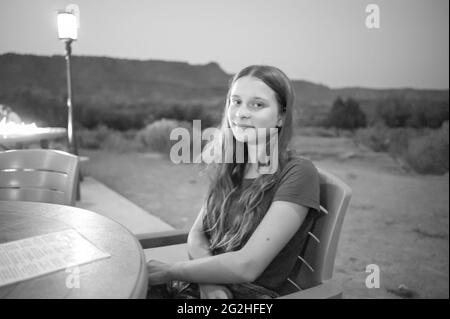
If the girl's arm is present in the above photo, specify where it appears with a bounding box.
[186,204,233,298]
[167,200,309,284]
[187,204,212,260]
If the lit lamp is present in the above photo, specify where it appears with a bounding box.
[57,9,78,155]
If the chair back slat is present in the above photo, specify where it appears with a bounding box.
[293,168,352,289]
[286,278,303,291]
[0,170,69,190]
[0,188,66,205]
[0,149,79,205]
[307,231,320,243]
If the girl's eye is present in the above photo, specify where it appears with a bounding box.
[252,102,264,108]
[231,99,241,105]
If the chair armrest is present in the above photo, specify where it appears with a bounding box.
[277,279,343,299]
[137,229,189,249]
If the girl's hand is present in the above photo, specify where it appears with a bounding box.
[199,284,233,299]
[147,259,173,286]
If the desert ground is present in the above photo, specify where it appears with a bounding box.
[82,134,449,298]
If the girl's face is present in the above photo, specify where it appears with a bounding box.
[227,76,282,145]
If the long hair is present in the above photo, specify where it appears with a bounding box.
[201,65,296,253]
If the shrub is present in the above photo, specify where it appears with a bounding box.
[376,97,449,129]
[377,97,412,127]
[136,119,196,155]
[295,126,339,137]
[139,102,220,128]
[354,122,449,174]
[386,127,417,159]
[405,122,449,174]
[102,131,143,153]
[354,124,391,152]
[77,125,110,149]
[326,97,367,130]
[77,125,143,152]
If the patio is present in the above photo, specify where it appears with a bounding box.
[76,176,173,235]
[76,175,187,263]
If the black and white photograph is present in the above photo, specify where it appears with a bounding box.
[0,0,448,302]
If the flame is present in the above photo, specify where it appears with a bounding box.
[0,118,40,135]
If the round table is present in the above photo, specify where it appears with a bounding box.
[0,201,148,299]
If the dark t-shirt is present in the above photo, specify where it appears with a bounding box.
[222,156,321,294]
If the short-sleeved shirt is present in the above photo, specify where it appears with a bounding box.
[215,156,321,294]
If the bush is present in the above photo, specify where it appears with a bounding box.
[103,132,143,153]
[376,97,449,129]
[77,125,110,149]
[405,122,449,174]
[78,101,221,131]
[354,124,391,152]
[295,126,339,137]
[377,97,412,127]
[354,122,449,174]
[136,119,196,155]
[148,103,220,128]
[386,127,417,158]
[77,125,143,152]
[326,97,367,130]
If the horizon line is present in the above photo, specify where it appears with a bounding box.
[1,51,449,92]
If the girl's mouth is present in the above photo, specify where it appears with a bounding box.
[232,122,254,129]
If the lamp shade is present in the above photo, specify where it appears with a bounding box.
[57,11,78,40]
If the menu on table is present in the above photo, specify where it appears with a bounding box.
[0,229,111,288]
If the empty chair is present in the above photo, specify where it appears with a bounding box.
[137,167,352,299]
[0,149,79,206]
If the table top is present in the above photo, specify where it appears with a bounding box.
[0,200,148,299]
[0,127,66,145]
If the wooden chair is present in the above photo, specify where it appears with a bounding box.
[137,168,352,299]
[0,149,79,206]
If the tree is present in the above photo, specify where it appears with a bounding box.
[376,97,411,127]
[326,97,367,129]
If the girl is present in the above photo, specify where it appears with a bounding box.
[147,65,321,299]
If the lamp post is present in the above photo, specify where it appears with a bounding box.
[57,10,78,155]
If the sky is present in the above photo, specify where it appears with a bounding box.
[0,0,448,89]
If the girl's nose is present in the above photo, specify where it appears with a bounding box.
[235,105,250,119]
